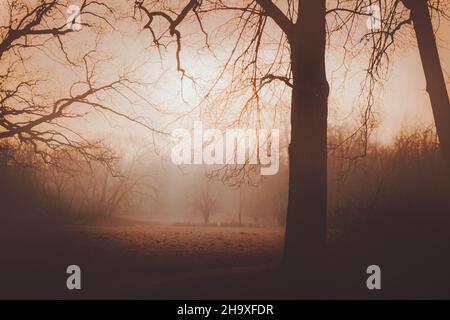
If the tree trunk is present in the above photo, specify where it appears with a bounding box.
[283,0,329,285]
[238,187,243,226]
[404,0,450,171]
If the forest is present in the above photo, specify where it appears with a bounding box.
[0,0,449,299]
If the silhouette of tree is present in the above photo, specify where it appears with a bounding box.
[0,0,161,169]
[191,179,217,225]
[134,0,329,284]
[402,0,450,172]
[330,0,449,167]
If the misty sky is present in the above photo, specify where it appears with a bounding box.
[1,0,449,153]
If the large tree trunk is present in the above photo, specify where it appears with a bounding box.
[403,0,450,171]
[283,0,329,285]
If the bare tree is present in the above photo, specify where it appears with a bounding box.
[0,0,162,170]
[134,0,329,279]
[72,161,158,216]
[237,186,244,226]
[328,0,449,165]
[401,0,450,172]
[190,179,217,225]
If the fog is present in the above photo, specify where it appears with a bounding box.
[1,0,450,299]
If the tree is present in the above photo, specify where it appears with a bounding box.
[191,179,217,224]
[134,0,330,281]
[401,0,450,172]
[73,153,158,216]
[238,186,244,226]
[329,0,449,170]
[0,0,160,169]
[286,0,328,276]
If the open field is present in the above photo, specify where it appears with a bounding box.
[2,214,449,299]
[72,219,284,271]
[1,217,286,299]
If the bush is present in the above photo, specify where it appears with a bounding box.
[328,130,450,298]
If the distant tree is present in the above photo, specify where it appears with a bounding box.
[191,180,217,225]
[67,151,159,216]
[237,187,244,226]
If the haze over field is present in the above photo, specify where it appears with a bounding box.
[1,0,449,299]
